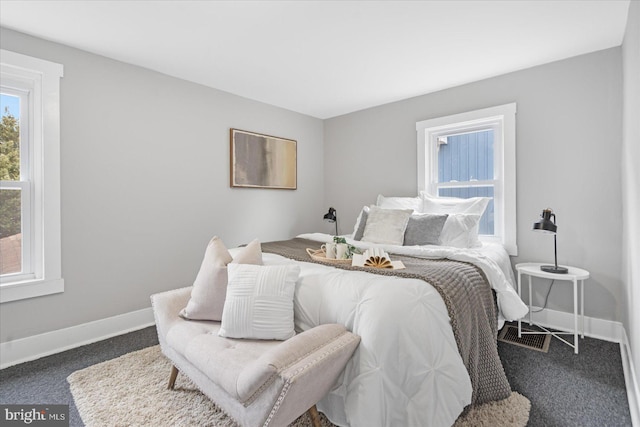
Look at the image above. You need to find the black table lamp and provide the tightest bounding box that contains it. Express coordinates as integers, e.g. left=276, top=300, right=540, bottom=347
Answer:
left=533, top=208, right=568, bottom=274
left=323, top=207, right=338, bottom=235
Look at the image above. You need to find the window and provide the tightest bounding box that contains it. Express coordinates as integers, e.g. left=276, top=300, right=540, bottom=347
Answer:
left=1, top=86, right=31, bottom=277
left=416, top=103, right=517, bottom=255
left=0, top=50, right=64, bottom=302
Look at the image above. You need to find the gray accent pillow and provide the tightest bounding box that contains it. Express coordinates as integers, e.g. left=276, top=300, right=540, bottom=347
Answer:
left=403, top=213, right=449, bottom=246
left=353, top=206, right=370, bottom=241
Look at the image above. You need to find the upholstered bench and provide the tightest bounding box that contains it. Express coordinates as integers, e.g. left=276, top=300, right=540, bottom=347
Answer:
left=151, top=287, right=360, bottom=427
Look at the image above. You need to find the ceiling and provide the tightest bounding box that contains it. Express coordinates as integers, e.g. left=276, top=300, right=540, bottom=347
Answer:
left=0, top=1, right=631, bottom=119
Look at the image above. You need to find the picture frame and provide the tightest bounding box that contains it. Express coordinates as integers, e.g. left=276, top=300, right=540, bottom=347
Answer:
left=230, top=129, right=297, bottom=190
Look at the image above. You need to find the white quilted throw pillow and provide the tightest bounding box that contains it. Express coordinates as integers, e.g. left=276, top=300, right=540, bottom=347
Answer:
left=219, top=263, right=300, bottom=340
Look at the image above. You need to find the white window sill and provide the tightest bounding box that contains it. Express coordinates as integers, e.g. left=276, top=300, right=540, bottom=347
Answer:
left=0, top=278, right=64, bottom=303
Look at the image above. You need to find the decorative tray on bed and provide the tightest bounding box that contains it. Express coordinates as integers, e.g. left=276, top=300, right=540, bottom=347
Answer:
left=306, top=248, right=353, bottom=265
left=306, top=247, right=405, bottom=269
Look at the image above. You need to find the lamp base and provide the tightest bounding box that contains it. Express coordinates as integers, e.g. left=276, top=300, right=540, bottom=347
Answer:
left=540, top=265, right=568, bottom=274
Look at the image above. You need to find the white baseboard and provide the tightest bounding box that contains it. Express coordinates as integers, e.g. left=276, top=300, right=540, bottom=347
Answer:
left=620, top=329, right=640, bottom=427
left=526, top=306, right=639, bottom=426
left=0, top=307, right=155, bottom=369
left=524, top=306, right=625, bottom=343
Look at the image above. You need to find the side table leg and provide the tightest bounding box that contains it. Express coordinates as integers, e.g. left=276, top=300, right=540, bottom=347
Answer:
left=518, top=270, right=522, bottom=337
left=573, top=278, right=579, bottom=354
left=528, top=275, right=532, bottom=326
left=581, top=279, right=585, bottom=339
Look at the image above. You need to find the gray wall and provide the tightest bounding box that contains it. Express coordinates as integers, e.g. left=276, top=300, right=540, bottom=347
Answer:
left=324, top=48, right=623, bottom=322
left=0, top=28, right=325, bottom=343
left=622, top=0, right=640, bottom=388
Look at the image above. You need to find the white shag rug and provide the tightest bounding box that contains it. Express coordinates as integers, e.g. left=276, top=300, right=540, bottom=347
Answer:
left=68, top=345, right=531, bottom=426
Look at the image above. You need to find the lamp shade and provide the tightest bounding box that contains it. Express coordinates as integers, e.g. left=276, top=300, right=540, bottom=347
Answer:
left=533, top=208, right=557, bottom=234
left=323, top=207, right=338, bottom=235
left=323, top=207, right=337, bottom=223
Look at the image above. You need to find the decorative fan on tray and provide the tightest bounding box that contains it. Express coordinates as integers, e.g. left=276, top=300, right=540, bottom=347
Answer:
left=364, top=255, right=393, bottom=269
left=359, top=248, right=397, bottom=269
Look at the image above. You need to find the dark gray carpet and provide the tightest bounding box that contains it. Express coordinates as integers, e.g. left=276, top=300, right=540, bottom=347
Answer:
left=498, top=322, right=631, bottom=427
left=0, top=327, right=159, bottom=427
left=0, top=323, right=632, bottom=426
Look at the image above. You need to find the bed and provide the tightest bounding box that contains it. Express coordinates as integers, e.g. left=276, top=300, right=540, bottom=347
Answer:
left=250, top=232, right=527, bottom=427
left=188, top=194, right=527, bottom=426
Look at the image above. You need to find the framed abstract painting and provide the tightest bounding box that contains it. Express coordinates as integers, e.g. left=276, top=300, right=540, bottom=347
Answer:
left=230, top=129, right=297, bottom=190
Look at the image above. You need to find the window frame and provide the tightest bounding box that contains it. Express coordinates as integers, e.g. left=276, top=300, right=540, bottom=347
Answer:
left=416, top=103, right=517, bottom=255
left=0, top=49, right=64, bottom=303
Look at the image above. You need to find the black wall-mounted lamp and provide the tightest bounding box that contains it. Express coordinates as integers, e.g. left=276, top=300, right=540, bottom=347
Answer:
left=323, top=207, right=338, bottom=236
left=533, top=208, right=568, bottom=274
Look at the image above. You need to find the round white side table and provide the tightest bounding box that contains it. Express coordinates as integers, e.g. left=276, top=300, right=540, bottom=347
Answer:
left=516, top=262, right=590, bottom=354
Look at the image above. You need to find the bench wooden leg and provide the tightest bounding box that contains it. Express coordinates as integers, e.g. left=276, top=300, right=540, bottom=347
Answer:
left=307, top=405, right=321, bottom=427
left=168, top=365, right=179, bottom=390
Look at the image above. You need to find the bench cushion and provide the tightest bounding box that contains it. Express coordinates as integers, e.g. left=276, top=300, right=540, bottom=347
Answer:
left=166, top=320, right=278, bottom=401
left=165, top=320, right=353, bottom=403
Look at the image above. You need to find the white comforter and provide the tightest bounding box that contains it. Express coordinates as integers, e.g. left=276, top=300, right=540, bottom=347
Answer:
left=261, top=233, right=528, bottom=427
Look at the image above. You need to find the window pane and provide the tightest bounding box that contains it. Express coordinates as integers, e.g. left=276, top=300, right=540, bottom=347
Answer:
left=438, top=130, right=493, bottom=183
left=0, top=188, right=22, bottom=274
left=1, top=93, right=21, bottom=181
left=438, top=186, right=494, bottom=235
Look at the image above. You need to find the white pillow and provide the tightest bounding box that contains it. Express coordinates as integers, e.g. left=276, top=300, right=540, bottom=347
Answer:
left=420, top=193, right=489, bottom=248
left=180, top=237, right=262, bottom=321
left=439, top=213, right=483, bottom=248
left=420, top=192, right=490, bottom=215
left=376, top=194, right=422, bottom=212
left=180, top=236, right=233, bottom=321
left=230, top=238, right=263, bottom=266
left=361, top=206, right=413, bottom=245
left=219, top=263, right=300, bottom=340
